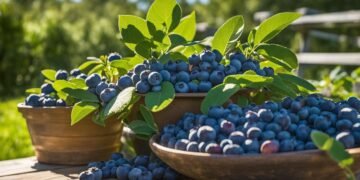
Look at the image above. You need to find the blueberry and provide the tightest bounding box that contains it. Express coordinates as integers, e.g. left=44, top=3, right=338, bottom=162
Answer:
left=140, top=70, right=151, bottom=81
left=175, top=81, right=189, bottom=93
left=55, top=70, right=68, bottom=80
left=102, top=167, right=111, bottom=178
left=265, top=123, right=281, bottom=133
left=255, top=69, right=266, bottom=76
left=110, top=152, right=123, bottom=160
left=260, top=140, right=279, bottom=154
left=288, top=123, right=298, bottom=134
left=243, top=139, right=260, bottom=153
left=296, top=124, right=310, bottom=141
left=304, top=142, right=316, bottom=150
left=263, top=101, right=279, bottom=112
left=223, top=144, right=244, bottom=155
left=261, top=130, right=276, bottom=140
left=229, top=131, right=246, bottom=145
left=79, top=170, right=96, bottom=180
left=219, top=139, right=233, bottom=148
left=224, top=65, right=237, bottom=75
left=134, top=156, right=149, bottom=167
left=200, top=50, right=216, bottom=62
left=277, top=131, right=291, bottom=140
left=176, top=130, right=187, bottom=139
left=186, top=141, right=199, bottom=152
left=245, top=111, right=259, bottom=123
left=163, top=168, right=178, bottom=180
left=263, top=67, right=274, bottom=76
left=209, top=70, right=225, bottom=85
left=159, top=70, right=171, bottom=81
left=116, top=165, right=130, bottom=179
left=95, top=81, right=108, bottom=95
left=198, top=81, right=212, bottom=92
left=41, top=83, right=54, bottom=94
left=274, top=113, right=291, bottom=129
left=176, top=71, right=190, bottom=83
left=152, top=85, right=162, bottom=92
left=281, top=97, right=293, bottom=109
left=149, top=62, right=164, bottom=71
left=128, top=168, right=142, bottom=180
left=309, top=106, right=321, bottom=115
left=70, top=68, right=81, bottom=77
left=136, top=81, right=151, bottom=94
left=189, top=54, right=201, bottom=65
left=258, top=109, right=273, bottom=122
left=208, top=106, right=224, bottom=119
left=229, top=52, right=246, bottom=61
left=170, top=73, right=177, bottom=84
left=246, top=127, right=262, bottom=139
left=99, top=88, right=117, bottom=103
left=279, top=139, right=295, bottom=152
left=319, top=100, right=335, bottom=111
left=205, top=143, right=222, bottom=154
left=188, top=81, right=198, bottom=92
left=43, top=98, right=57, bottom=106
left=134, top=64, right=147, bottom=75
left=212, top=49, right=223, bottom=62
left=56, top=99, right=66, bottom=106
left=288, top=113, right=299, bottom=124
left=85, top=74, right=102, bottom=88
left=313, top=116, right=329, bottom=130
left=160, top=133, right=173, bottom=146
left=198, top=142, right=209, bottom=152
left=336, top=132, right=355, bottom=149
left=197, top=125, right=217, bottom=142
left=326, top=127, right=337, bottom=136
left=108, top=52, right=122, bottom=62
left=306, top=96, right=319, bottom=106
left=338, top=107, right=359, bottom=122
left=190, top=69, right=200, bottom=80
left=348, top=97, right=360, bottom=111
left=336, top=119, right=353, bottom=131
left=165, top=61, right=177, bottom=72
left=176, top=60, right=189, bottom=72
left=148, top=72, right=163, bottom=86
left=230, top=60, right=242, bottom=72
left=290, top=101, right=302, bottom=112
left=241, top=61, right=257, bottom=72
left=298, top=108, right=309, bottom=120
left=152, top=167, right=165, bottom=179
left=198, top=71, right=210, bottom=81
left=220, top=120, right=235, bottom=135
left=77, top=73, right=88, bottom=79
left=199, top=62, right=212, bottom=72
left=295, top=141, right=305, bottom=151
left=216, top=64, right=225, bottom=71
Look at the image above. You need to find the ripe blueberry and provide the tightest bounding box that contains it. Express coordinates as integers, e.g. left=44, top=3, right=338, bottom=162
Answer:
left=197, top=125, right=217, bottom=142
left=198, top=81, right=212, bottom=92
left=189, top=54, right=201, bottom=65
left=70, top=69, right=81, bottom=77
left=223, top=144, right=244, bottom=155
left=100, top=88, right=117, bottom=103
left=148, top=72, right=163, bottom=86
left=209, top=70, right=225, bottom=85
left=41, top=83, right=54, bottom=94
left=85, top=74, right=102, bottom=88
left=108, top=52, right=122, bottom=62
left=117, top=75, right=133, bottom=90
left=260, top=140, right=279, bottom=154
left=55, top=70, right=68, bottom=80
left=175, top=81, right=190, bottom=93
left=135, top=81, right=151, bottom=94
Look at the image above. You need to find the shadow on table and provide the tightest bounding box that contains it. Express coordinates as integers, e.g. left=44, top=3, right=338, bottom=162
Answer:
left=31, top=162, right=87, bottom=179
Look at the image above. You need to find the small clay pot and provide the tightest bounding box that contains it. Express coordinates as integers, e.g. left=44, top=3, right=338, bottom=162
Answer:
left=18, top=104, right=123, bottom=165
left=150, top=135, right=360, bottom=180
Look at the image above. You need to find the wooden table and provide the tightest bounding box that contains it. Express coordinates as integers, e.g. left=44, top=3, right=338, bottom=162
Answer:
left=0, top=157, right=87, bottom=180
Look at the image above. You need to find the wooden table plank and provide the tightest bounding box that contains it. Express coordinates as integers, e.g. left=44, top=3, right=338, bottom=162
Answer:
left=297, top=52, right=360, bottom=65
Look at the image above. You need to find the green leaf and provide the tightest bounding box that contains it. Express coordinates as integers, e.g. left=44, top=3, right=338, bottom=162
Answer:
left=135, top=41, right=152, bottom=59
left=41, top=69, right=57, bottom=81
left=88, top=64, right=105, bottom=75
left=119, top=15, right=151, bottom=50
left=267, top=76, right=297, bottom=98
left=254, top=12, right=301, bottom=45
left=237, top=96, right=249, bottom=107
left=53, top=80, right=77, bottom=91
left=139, top=105, right=158, bottom=131
left=256, top=44, right=298, bottom=70
left=78, top=61, right=102, bottom=71
left=278, top=73, right=316, bottom=91
left=311, top=130, right=333, bottom=151
left=201, top=83, right=240, bottom=114
left=169, top=34, right=187, bottom=49
left=71, top=101, right=99, bottom=126
left=26, top=88, right=41, bottom=94
left=224, top=73, right=273, bottom=88
left=62, top=88, right=99, bottom=103
left=102, top=87, right=137, bottom=118
left=212, top=15, right=244, bottom=54
left=128, top=120, right=156, bottom=137
left=247, top=29, right=256, bottom=45
left=146, top=0, right=180, bottom=32
left=69, top=78, right=87, bottom=89
left=171, top=11, right=196, bottom=41
left=145, top=81, right=175, bottom=112
left=329, top=140, right=354, bottom=168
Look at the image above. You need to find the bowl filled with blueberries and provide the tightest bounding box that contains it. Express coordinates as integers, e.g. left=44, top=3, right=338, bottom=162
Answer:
left=150, top=95, right=360, bottom=179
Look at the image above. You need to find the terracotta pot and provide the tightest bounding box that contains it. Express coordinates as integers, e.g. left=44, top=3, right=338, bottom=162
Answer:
left=127, top=91, right=251, bottom=155
left=150, top=135, right=360, bottom=180
left=18, top=104, right=123, bottom=165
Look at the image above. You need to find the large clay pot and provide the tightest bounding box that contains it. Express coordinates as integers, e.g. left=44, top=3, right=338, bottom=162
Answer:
left=18, top=104, right=123, bottom=165
left=150, top=135, right=360, bottom=180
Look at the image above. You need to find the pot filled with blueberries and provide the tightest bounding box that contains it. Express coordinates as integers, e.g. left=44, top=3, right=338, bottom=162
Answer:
left=150, top=95, right=360, bottom=179
left=18, top=55, right=125, bottom=165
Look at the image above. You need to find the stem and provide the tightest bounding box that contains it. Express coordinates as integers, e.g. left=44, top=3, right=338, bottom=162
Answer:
left=344, top=166, right=356, bottom=180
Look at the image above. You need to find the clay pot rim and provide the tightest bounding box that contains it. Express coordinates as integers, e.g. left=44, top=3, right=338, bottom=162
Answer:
left=17, top=103, right=72, bottom=109
left=149, top=134, right=360, bottom=158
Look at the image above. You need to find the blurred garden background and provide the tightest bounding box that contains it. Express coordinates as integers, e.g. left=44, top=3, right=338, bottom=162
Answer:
left=0, top=0, right=359, bottom=160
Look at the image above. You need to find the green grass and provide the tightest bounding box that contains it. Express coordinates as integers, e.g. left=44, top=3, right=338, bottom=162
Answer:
left=0, top=98, right=34, bottom=160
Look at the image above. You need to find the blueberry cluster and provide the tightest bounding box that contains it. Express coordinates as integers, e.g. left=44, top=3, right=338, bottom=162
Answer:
left=85, top=73, right=120, bottom=104
left=79, top=153, right=179, bottom=180
left=159, top=95, right=360, bottom=155
left=117, top=50, right=274, bottom=94
left=24, top=69, right=86, bottom=107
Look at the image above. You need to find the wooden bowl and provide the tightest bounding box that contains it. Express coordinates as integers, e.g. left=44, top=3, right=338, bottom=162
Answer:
left=150, top=135, right=360, bottom=180
left=18, top=104, right=123, bottom=165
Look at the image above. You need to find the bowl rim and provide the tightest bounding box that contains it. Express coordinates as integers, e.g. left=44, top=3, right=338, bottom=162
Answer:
left=149, top=134, right=360, bottom=158
left=17, top=103, right=72, bottom=109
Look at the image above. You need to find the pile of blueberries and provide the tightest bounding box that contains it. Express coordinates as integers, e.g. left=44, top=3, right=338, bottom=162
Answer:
left=159, top=95, right=360, bottom=154
left=79, top=153, right=179, bottom=180
left=117, top=50, right=274, bottom=93
left=24, top=69, right=85, bottom=107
